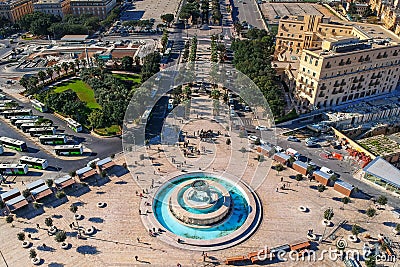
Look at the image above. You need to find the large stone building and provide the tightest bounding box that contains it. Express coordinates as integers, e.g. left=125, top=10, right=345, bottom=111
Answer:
left=0, top=0, right=33, bottom=22
left=33, top=0, right=71, bottom=18
left=70, top=0, right=116, bottom=19
left=369, top=0, right=400, bottom=32
left=275, top=15, right=400, bottom=109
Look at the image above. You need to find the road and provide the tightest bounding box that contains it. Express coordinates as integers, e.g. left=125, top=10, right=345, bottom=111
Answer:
left=231, top=0, right=265, bottom=29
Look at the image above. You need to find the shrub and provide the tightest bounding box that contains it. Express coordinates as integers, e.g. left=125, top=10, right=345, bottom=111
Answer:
left=69, top=171, right=76, bottom=177
left=22, top=189, right=31, bottom=198
left=139, top=154, right=145, bottom=160
left=54, top=230, right=67, bottom=243
left=33, top=202, right=41, bottom=209
left=351, top=224, right=360, bottom=236
left=111, top=154, right=115, bottom=159
left=275, top=164, right=284, bottom=172
left=17, top=232, right=25, bottom=241
left=295, top=174, right=303, bottom=181
left=257, top=154, right=264, bottom=162
left=366, top=207, right=376, bottom=218
left=330, top=174, right=338, bottom=182
left=377, top=195, right=388, bottom=206
left=101, top=170, right=107, bottom=178
left=55, top=191, right=66, bottom=199
left=342, top=197, right=350, bottom=205
left=90, top=162, right=96, bottom=169
left=395, top=224, right=400, bottom=233
left=6, top=215, right=14, bottom=224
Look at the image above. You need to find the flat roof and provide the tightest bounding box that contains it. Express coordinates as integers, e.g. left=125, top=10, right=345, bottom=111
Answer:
left=5, top=195, right=26, bottom=206
left=30, top=184, right=50, bottom=195
left=258, top=144, right=274, bottom=152
left=293, top=161, right=308, bottom=169
left=60, top=35, right=88, bottom=41
left=334, top=179, right=354, bottom=191
left=26, top=179, right=45, bottom=190
left=76, top=166, right=93, bottom=175
left=314, top=170, right=331, bottom=179
left=55, top=175, right=73, bottom=184
left=274, top=152, right=291, bottom=160
left=0, top=188, right=20, bottom=200
left=96, top=157, right=112, bottom=166
left=364, top=157, right=400, bottom=187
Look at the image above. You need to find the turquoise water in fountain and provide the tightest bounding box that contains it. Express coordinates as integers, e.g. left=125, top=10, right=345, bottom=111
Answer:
left=153, top=176, right=250, bottom=240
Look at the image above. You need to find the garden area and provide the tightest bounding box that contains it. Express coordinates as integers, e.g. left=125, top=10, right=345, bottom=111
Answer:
left=52, top=79, right=101, bottom=109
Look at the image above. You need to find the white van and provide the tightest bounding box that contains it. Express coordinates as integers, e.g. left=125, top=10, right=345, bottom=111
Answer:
left=320, top=166, right=334, bottom=175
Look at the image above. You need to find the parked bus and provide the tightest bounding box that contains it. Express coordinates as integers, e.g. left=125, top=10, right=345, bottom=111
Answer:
left=0, top=106, right=18, bottom=112
left=15, top=119, right=38, bottom=128
left=10, top=115, right=40, bottom=125
left=0, top=144, right=3, bottom=155
left=19, top=156, right=48, bottom=170
left=2, top=109, right=32, bottom=118
left=39, top=135, right=67, bottom=145
left=54, top=145, right=83, bottom=156
left=21, top=123, right=51, bottom=132
left=0, top=100, right=16, bottom=105
left=0, top=164, right=28, bottom=175
left=29, top=127, right=56, bottom=137
left=0, top=136, right=27, bottom=151
left=30, top=99, right=48, bottom=112
left=65, top=118, right=82, bottom=132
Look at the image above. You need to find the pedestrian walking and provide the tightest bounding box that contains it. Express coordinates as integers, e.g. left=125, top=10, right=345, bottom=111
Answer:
left=137, top=237, right=140, bottom=243
left=36, top=223, right=40, bottom=229
left=281, top=177, right=283, bottom=182
left=135, top=256, right=138, bottom=261
left=276, top=188, right=278, bottom=192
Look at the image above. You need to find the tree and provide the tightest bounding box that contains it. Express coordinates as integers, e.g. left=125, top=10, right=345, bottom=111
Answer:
left=29, top=249, right=37, bottom=259
left=160, top=14, right=174, bottom=27
left=121, top=56, right=133, bottom=71
left=45, top=179, right=53, bottom=189
left=55, top=191, right=66, bottom=199
left=45, top=217, right=53, bottom=228
left=366, top=207, right=376, bottom=219
left=17, top=232, right=25, bottom=241
left=275, top=164, right=284, bottom=172
left=37, top=70, right=47, bottom=84
left=19, top=76, right=29, bottom=89
left=377, top=195, right=388, bottom=207
left=341, top=197, right=350, bottom=209
left=365, top=255, right=376, bottom=267
left=46, top=68, right=54, bottom=81
left=330, top=174, right=338, bottom=182
left=61, top=62, right=69, bottom=74
left=6, top=215, right=13, bottom=223
left=324, top=208, right=334, bottom=221
left=54, top=230, right=67, bottom=243
left=53, top=65, right=61, bottom=77
left=295, top=174, right=303, bottom=181
left=33, top=202, right=41, bottom=209
left=307, top=165, right=315, bottom=175
left=141, top=52, right=161, bottom=82
left=317, top=184, right=326, bottom=192
left=22, top=189, right=31, bottom=198
left=69, top=61, right=75, bottom=73
left=351, top=224, right=360, bottom=236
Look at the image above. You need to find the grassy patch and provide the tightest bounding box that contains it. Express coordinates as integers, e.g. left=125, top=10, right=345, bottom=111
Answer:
left=94, top=125, right=121, bottom=136
left=53, top=79, right=101, bottom=109
left=113, top=73, right=141, bottom=84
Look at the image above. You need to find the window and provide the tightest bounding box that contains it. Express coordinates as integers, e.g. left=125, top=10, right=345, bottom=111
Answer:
left=302, top=67, right=305, bottom=72
left=313, top=72, right=316, bottom=77
left=305, top=55, right=308, bottom=61
left=299, top=35, right=302, bottom=38
left=315, top=60, right=318, bottom=66
left=300, top=26, right=303, bottom=30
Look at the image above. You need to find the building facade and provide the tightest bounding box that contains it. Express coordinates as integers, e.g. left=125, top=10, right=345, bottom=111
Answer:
left=295, top=38, right=400, bottom=108
left=70, top=0, right=116, bottom=19
left=0, top=0, right=33, bottom=22
left=33, top=0, right=70, bottom=18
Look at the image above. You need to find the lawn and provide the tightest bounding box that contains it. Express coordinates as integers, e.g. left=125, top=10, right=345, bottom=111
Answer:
left=94, top=125, right=121, bottom=136
left=53, top=79, right=101, bottom=109
left=113, top=73, right=141, bottom=84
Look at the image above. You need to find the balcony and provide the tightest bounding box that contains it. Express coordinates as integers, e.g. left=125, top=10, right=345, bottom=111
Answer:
left=339, top=61, right=345, bottom=66
left=333, top=83, right=340, bottom=87
left=360, top=78, right=365, bottom=82
left=352, top=78, right=359, bottom=83
left=318, top=92, right=325, bottom=97
left=340, top=81, right=346, bottom=86
left=320, top=85, right=327, bottom=90
left=394, top=52, right=398, bottom=56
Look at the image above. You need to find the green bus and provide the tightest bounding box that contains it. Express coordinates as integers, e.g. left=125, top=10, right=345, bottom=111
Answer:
left=30, top=99, right=48, bottom=112
left=10, top=115, right=40, bottom=125
left=19, top=156, right=49, bottom=170
left=0, top=163, right=28, bottom=175
left=15, top=119, right=38, bottom=128
left=0, top=136, right=28, bottom=151
left=65, top=118, right=82, bottom=132
left=39, top=135, right=67, bottom=145
left=55, top=145, right=83, bottom=156
left=21, top=123, right=51, bottom=132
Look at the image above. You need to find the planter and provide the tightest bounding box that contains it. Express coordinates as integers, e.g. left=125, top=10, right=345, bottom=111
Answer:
left=307, top=233, right=317, bottom=241
left=61, top=242, right=69, bottom=249
left=348, top=235, right=358, bottom=243
left=48, top=226, right=58, bottom=235
left=298, top=206, right=308, bottom=212
left=22, top=241, right=31, bottom=248
left=84, top=226, right=95, bottom=236
left=97, top=202, right=106, bottom=208
left=31, top=257, right=41, bottom=265
left=74, top=214, right=83, bottom=220
left=322, top=219, right=332, bottom=227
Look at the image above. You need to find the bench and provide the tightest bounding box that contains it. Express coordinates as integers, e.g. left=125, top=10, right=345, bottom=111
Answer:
left=224, top=256, right=247, bottom=265
left=290, top=241, right=311, bottom=251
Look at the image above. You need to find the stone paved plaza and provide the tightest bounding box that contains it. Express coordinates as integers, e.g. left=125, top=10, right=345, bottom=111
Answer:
left=0, top=94, right=399, bottom=266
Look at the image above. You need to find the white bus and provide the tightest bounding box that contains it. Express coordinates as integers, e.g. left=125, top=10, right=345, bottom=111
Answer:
left=0, top=136, right=27, bottom=151
left=39, top=135, right=67, bottom=145
left=28, top=127, right=56, bottom=137
left=0, top=164, right=28, bottom=175
left=19, top=156, right=48, bottom=170
left=65, top=118, right=82, bottom=132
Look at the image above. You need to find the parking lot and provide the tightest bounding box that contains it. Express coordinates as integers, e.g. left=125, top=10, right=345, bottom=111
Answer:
left=128, top=0, right=181, bottom=25
left=260, top=3, right=336, bottom=24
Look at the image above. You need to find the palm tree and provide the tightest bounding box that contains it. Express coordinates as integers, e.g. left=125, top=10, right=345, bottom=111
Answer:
left=69, top=62, right=75, bottom=74
left=74, top=59, right=80, bottom=71
left=61, top=62, right=69, bottom=74
left=69, top=204, right=80, bottom=235
left=46, top=68, right=54, bottom=81
left=81, top=59, right=87, bottom=68
left=37, top=70, right=46, bottom=84
left=53, top=65, right=61, bottom=77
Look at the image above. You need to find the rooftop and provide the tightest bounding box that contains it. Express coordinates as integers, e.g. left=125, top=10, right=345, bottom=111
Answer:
left=364, top=156, right=400, bottom=187
left=60, top=35, right=88, bottom=42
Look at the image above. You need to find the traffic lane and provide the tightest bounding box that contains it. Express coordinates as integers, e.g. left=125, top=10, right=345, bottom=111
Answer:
left=232, top=0, right=264, bottom=29
left=277, top=137, right=400, bottom=206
